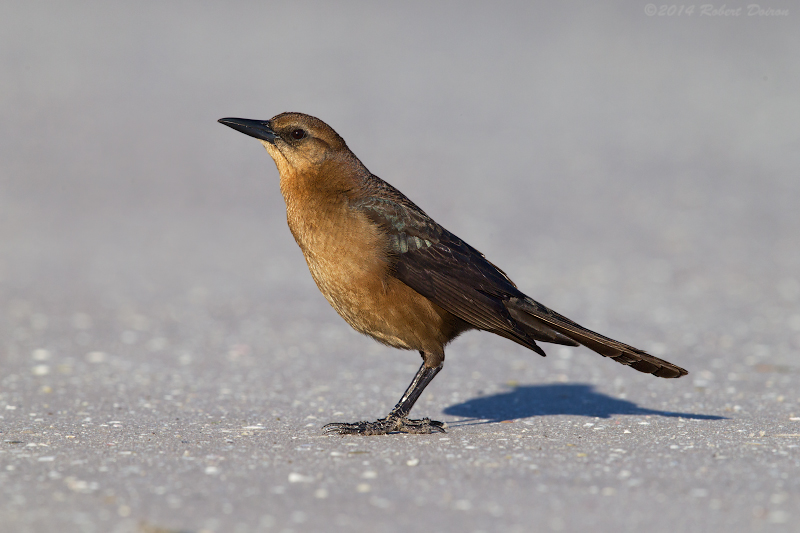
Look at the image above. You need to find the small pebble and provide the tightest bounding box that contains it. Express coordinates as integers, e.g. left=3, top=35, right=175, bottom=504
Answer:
left=288, top=473, right=313, bottom=483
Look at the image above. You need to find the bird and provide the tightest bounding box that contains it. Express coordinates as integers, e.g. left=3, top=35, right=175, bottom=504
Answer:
left=218, top=112, right=688, bottom=436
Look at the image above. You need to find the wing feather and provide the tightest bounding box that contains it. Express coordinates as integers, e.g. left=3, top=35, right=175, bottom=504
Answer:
left=350, top=174, right=688, bottom=378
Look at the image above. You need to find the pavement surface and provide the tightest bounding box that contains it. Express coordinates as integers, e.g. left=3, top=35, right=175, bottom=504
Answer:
left=1, top=3, right=799, bottom=532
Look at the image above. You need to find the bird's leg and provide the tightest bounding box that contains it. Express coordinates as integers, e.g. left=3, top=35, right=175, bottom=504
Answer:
left=323, top=359, right=444, bottom=436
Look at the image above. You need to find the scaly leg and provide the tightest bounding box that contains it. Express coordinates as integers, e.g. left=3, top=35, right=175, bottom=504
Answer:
left=323, top=359, right=444, bottom=436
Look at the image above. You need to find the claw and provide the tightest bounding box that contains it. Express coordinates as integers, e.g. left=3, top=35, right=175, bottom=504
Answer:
left=322, top=416, right=446, bottom=436
left=397, top=417, right=446, bottom=434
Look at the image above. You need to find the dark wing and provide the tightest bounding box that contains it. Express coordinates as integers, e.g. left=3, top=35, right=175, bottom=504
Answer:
left=351, top=175, right=688, bottom=379
left=352, top=176, right=564, bottom=353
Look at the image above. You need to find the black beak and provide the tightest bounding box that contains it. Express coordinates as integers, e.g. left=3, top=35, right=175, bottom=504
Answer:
left=218, top=117, right=278, bottom=143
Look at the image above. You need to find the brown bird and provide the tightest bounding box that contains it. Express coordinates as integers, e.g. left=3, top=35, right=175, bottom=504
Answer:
left=218, top=112, right=688, bottom=436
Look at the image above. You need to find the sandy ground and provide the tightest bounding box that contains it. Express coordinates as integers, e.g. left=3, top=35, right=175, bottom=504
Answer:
left=1, top=3, right=798, bottom=532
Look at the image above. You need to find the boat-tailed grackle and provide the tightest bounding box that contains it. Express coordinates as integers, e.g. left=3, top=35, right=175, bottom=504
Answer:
left=218, top=112, right=688, bottom=436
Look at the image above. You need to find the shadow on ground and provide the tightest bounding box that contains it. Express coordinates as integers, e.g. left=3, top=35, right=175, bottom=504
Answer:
left=444, top=383, right=725, bottom=424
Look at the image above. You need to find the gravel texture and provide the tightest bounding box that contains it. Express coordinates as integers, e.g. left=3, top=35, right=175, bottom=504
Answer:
left=1, top=3, right=798, bottom=532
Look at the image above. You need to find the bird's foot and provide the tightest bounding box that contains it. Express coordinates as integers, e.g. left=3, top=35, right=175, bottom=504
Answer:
left=323, top=415, right=446, bottom=436
left=397, top=417, right=446, bottom=434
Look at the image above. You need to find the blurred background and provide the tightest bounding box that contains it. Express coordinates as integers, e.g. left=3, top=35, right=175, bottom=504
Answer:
left=2, top=1, right=797, bottom=347
left=1, top=2, right=797, bottom=370
left=0, top=2, right=798, bottom=531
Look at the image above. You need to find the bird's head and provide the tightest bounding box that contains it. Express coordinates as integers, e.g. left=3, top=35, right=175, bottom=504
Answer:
left=218, top=112, right=351, bottom=179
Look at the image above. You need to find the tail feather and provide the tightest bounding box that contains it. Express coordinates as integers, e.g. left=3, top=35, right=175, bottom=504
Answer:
left=506, top=297, right=688, bottom=379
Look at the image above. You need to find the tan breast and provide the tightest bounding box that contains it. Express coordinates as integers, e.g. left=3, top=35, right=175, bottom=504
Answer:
left=280, top=178, right=458, bottom=359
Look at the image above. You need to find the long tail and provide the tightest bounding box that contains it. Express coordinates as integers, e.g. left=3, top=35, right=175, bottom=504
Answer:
left=505, top=296, right=688, bottom=379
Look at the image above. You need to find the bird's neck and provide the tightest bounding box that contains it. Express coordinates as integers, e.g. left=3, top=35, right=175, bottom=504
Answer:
left=278, top=155, right=370, bottom=253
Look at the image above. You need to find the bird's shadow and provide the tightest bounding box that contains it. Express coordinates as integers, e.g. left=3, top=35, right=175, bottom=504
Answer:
left=443, top=383, right=725, bottom=424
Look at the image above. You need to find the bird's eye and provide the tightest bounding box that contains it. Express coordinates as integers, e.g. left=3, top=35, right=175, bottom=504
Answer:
left=290, top=128, right=306, bottom=140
